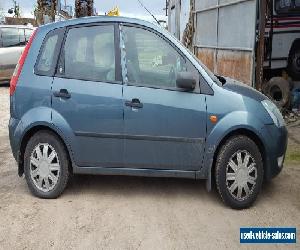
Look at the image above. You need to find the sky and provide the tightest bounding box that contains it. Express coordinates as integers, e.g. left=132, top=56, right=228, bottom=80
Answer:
left=0, top=0, right=167, bottom=22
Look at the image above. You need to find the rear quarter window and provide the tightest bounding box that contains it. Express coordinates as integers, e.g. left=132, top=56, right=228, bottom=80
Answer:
left=35, top=28, right=64, bottom=76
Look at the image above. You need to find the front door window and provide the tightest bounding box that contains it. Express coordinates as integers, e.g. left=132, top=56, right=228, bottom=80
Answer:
left=121, top=25, right=199, bottom=90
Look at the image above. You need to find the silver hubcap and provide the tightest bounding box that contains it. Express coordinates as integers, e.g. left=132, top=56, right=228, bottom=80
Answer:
left=226, top=150, right=257, bottom=201
left=30, top=143, right=60, bottom=192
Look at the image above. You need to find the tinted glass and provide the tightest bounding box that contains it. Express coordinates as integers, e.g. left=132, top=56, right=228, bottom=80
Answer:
left=275, top=0, right=300, bottom=13
left=36, top=33, right=59, bottom=73
left=1, top=28, right=21, bottom=47
left=64, top=25, right=115, bottom=82
left=122, top=26, right=198, bottom=89
left=276, top=0, right=292, bottom=8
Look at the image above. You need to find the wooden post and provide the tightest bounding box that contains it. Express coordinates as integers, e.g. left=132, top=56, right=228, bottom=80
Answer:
left=255, top=0, right=267, bottom=91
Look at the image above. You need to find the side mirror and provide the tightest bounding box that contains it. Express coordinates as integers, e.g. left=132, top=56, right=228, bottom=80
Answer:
left=176, top=72, right=196, bottom=90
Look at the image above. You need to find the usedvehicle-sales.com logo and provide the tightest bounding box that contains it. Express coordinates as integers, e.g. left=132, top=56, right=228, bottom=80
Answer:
left=240, top=227, right=296, bottom=243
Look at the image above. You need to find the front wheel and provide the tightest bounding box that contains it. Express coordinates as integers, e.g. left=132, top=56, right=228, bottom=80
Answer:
left=215, top=135, right=263, bottom=209
left=24, top=131, right=70, bottom=198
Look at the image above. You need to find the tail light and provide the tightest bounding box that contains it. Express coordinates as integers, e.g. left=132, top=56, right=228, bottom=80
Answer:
left=10, top=28, right=38, bottom=96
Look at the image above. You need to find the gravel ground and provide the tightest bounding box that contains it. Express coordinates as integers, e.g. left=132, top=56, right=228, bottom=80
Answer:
left=0, top=86, right=299, bottom=249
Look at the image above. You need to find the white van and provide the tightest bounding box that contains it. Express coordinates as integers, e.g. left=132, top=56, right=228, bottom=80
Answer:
left=0, top=25, right=34, bottom=83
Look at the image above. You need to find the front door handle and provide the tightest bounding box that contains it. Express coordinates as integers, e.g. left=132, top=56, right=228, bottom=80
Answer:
left=53, top=89, right=71, bottom=99
left=125, top=98, right=143, bottom=109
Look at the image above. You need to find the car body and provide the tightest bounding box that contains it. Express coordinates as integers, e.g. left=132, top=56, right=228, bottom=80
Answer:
left=9, top=16, right=288, bottom=209
left=0, top=25, right=34, bottom=83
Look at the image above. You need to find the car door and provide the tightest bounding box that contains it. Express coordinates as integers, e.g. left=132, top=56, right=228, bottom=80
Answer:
left=51, top=24, right=124, bottom=168
left=121, top=25, right=207, bottom=171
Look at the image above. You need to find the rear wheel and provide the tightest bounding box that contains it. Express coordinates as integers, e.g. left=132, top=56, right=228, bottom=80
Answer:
left=288, top=47, right=300, bottom=80
left=24, top=131, right=70, bottom=198
left=215, top=135, right=263, bottom=209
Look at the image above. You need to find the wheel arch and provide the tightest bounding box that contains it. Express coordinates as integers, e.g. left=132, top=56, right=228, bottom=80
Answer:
left=288, top=38, right=300, bottom=57
left=206, top=128, right=266, bottom=191
left=288, top=38, right=300, bottom=80
left=18, top=125, right=73, bottom=177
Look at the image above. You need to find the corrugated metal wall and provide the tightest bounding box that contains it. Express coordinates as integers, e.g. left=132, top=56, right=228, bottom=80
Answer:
left=168, top=0, right=191, bottom=41
left=180, top=0, right=191, bottom=40
left=169, top=5, right=177, bottom=38
left=193, top=0, right=257, bottom=85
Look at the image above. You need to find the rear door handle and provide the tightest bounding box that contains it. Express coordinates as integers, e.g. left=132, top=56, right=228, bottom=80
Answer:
left=125, top=98, right=143, bottom=109
left=53, top=89, right=71, bottom=99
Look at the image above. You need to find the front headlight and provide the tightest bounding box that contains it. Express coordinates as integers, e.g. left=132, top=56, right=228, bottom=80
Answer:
left=261, top=99, right=285, bottom=127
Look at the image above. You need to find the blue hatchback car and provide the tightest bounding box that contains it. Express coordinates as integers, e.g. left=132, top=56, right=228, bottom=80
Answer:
left=9, top=16, right=287, bottom=209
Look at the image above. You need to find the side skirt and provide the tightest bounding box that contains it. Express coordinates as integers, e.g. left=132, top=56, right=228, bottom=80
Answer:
left=73, top=165, right=205, bottom=179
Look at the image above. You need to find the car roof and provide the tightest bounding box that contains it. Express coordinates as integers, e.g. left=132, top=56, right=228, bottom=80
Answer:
left=0, top=25, right=34, bottom=29
left=39, top=16, right=161, bottom=32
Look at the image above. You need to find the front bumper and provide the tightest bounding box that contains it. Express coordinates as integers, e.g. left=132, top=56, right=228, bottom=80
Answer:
left=261, top=124, right=288, bottom=180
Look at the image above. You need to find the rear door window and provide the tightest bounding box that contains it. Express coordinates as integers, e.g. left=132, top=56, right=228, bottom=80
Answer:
left=62, top=25, right=116, bottom=82
left=25, top=29, right=33, bottom=42
left=19, top=29, right=26, bottom=46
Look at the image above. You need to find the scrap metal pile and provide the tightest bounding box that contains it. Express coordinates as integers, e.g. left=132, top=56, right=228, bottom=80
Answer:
left=262, top=76, right=300, bottom=123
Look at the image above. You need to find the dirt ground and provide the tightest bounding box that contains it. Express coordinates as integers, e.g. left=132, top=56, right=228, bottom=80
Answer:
left=0, top=85, right=299, bottom=249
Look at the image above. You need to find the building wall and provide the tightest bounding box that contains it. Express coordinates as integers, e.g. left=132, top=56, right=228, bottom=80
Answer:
left=169, top=0, right=257, bottom=85
left=5, top=17, right=37, bottom=26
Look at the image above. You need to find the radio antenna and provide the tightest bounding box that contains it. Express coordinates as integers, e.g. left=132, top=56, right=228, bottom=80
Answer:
left=137, top=0, right=160, bottom=25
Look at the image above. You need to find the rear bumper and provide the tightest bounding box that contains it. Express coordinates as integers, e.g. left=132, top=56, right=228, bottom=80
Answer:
left=8, top=117, right=21, bottom=162
left=262, top=124, right=288, bottom=180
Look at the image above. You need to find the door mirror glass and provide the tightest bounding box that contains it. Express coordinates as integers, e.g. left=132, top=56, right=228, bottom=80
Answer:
left=176, top=72, right=196, bottom=90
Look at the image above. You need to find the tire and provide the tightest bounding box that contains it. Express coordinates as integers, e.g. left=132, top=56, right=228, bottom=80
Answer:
left=264, top=77, right=290, bottom=108
left=24, top=130, right=70, bottom=198
left=215, top=135, right=263, bottom=209
left=288, top=47, right=300, bottom=80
